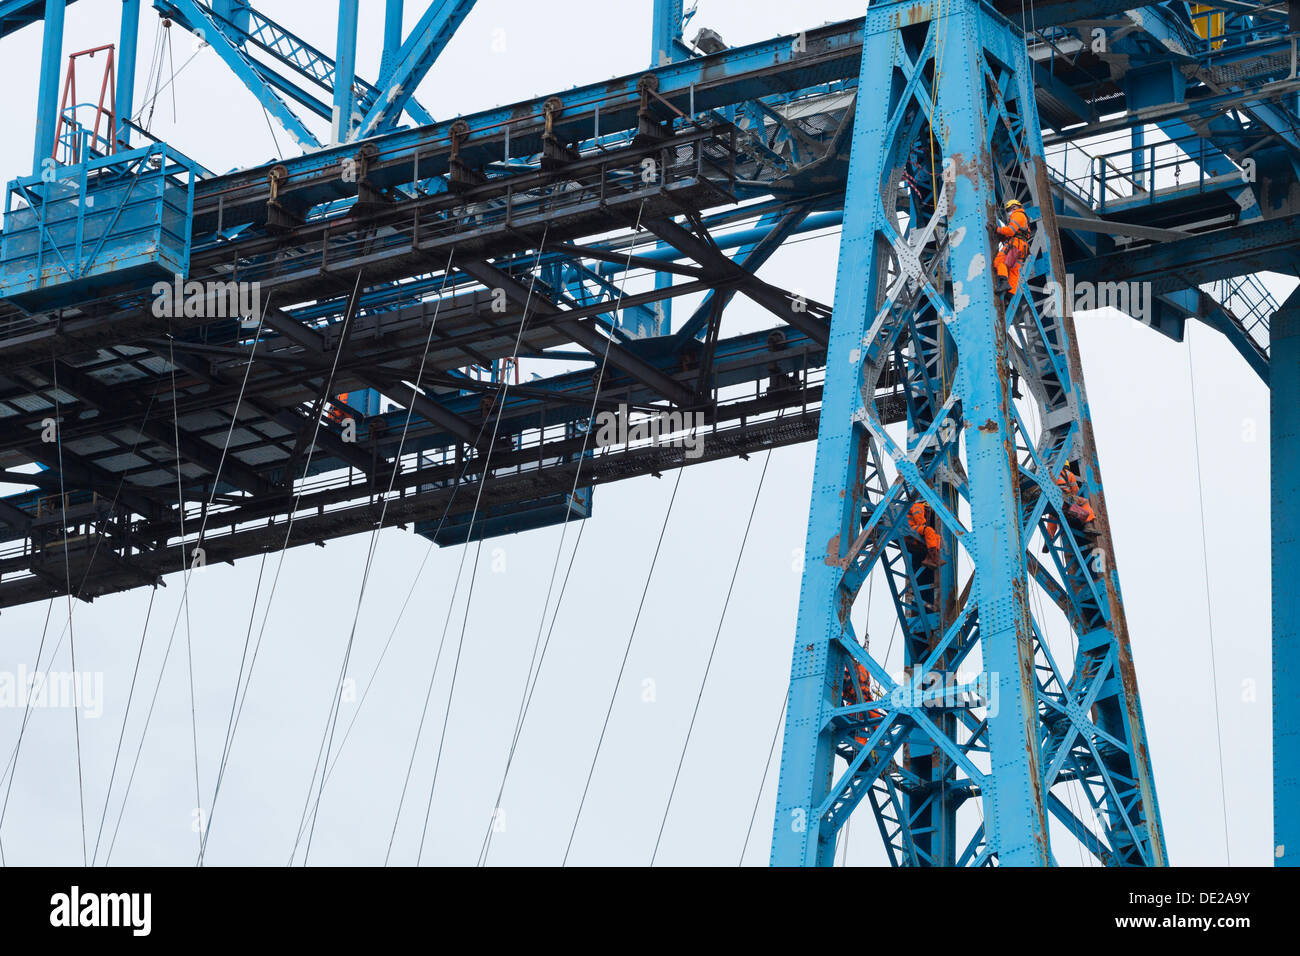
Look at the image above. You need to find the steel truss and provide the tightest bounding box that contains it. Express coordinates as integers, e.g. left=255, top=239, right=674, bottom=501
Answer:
left=771, top=0, right=1165, bottom=867
left=2, top=0, right=1296, bottom=867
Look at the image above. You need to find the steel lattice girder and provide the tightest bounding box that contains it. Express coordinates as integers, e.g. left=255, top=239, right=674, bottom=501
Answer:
left=152, top=0, right=436, bottom=132
left=770, top=0, right=1165, bottom=867
left=352, top=0, right=477, bottom=140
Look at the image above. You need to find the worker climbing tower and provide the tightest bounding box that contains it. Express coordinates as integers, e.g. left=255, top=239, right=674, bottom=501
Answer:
left=771, top=0, right=1166, bottom=866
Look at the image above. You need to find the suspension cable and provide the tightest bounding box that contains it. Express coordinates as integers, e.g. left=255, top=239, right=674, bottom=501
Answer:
left=412, top=221, right=565, bottom=866
left=52, top=360, right=88, bottom=866
left=378, top=226, right=551, bottom=865
left=0, top=599, right=55, bottom=863
left=477, top=514, right=589, bottom=865
left=649, top=448, right=773, bottom=865
left=561, top=467, right=685, bottom=865
left=298, top=251, right=460, bottom=863
left=89, top=586, right=158, bottom=865
left=0, top=381, right=163, bottom=861
left=739, top=688, right=787, bottom=866
left=170, top=331, right=203, bottom=857
left=1186, top=326, right=1233, bottom=864
left=293, top=411, right=500, bottom=860
left=479, top=203, right=657, bottom=865
left=197, top=274, right=362, bottom=866
left=106, top=292, right=276, bottom=862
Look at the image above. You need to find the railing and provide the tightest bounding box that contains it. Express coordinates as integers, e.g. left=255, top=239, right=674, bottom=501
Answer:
left=1188, top=7, right=1293, bottom=59
left=54, top=113, right=118, bottom=168
left=1044, top=127, right=1276, bottom=359
left=0, top=141, right=199, bottom=311
left=1209, top=272, right=1274, bottom=356
left=1045, top=130, right=1233, bottom=213
left=228, top=127, right=738, bottom=292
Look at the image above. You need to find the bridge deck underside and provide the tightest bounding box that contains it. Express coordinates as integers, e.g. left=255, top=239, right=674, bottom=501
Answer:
left=0, top=8, right=1293, bottom=609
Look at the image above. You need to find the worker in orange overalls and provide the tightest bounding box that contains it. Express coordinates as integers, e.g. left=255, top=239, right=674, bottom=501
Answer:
left=907, top=500, right=943, bottom=569
left=327, top=393, right=351, bottom=425
left=842, top=661, right=885, bottom=748
left=1043, top=464, right=1098, bottom=553
left=904, top=500, right=944, bottom=612
left=993, top=198, right=1031, bottom=298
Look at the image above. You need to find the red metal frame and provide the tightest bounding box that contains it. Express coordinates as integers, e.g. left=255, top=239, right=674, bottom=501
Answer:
left=52, top=44, right=117, bottom=164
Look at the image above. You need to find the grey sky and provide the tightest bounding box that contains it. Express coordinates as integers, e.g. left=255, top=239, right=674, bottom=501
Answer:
left=0, top=0, right=1274, bottom=866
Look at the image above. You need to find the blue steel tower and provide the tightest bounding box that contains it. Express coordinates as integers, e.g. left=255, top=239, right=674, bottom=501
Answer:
left=771, top=0, right=1166, bottom=866
left=0, top=0, right=1292, bottom=868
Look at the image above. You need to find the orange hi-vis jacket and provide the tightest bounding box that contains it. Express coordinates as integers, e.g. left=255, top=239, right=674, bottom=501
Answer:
left=327, top=393, right=350, bottom=424
left=908, top=501, right=941, bottom=551
left=994, top=206, right=1031, bottom=294
left=997, top=207, right=1031, bottom=256
left=1057, top=466, right=1094, bottom=521
left=1056, top=466, right=1080, bottom=496
left=1047, top=466, right=1095, bottom=537
left=843, top=662, right=885, bottom=747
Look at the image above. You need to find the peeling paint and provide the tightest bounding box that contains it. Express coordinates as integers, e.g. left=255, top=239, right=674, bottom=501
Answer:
left=966, top=252, right=985, bottom=281
left=951, top=280, right=969, bottom=313
left=946, top=151, right=980, bottom=187
left=904, top=4, right=930, bottom=26
left=824, top=533, right=841, bottom=567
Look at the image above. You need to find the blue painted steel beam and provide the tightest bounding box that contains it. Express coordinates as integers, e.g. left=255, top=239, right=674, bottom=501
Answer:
left=212, top=0, right=249, bottom=30
left=597, top=210, right=842, bottom=278
left=353, top=0, right=477, bottom=140
left=243, top=55, right=333, bottom=120
left=1072, top=213, right=1300, bottom=296
left=163, top=0, right=322, bottom=149
left=380, top=0, right=403, bottom=83
left=990, top=0, right=1139, bottom=23
left=305, top=322, right=827, bottom=467
left=332, top=0, right=358, bottom=143
left=0, top=0, right=76, bottom=38
left=0, top=0, right=1279, bottom=868
left=1134, top=4, right=1300, bottom=157
left=194, top=17, right=870, bottom=228
left=673, top=206, right=812, bottom=342
left=116, top=0, right=141, bottom=148
left=1273, top=289, right=1300, bottom=867
left=651, top=0, right=684, bottom=67
left=771, top=0, right=1163, bottom=867
left=31, top=0, right=65, bottom=173
left=154, top=0, right=433, bottom=127
left=172, top=7, right=1279, bottom=371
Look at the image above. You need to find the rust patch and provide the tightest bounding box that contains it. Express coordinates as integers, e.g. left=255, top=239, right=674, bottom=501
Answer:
left=837, top=588, right=853, bottom=625
left=946, top=151, right=981, bottom=187
left=824, top=533, right=842, bottom=567
left=978, top=419, right=997, bottom=432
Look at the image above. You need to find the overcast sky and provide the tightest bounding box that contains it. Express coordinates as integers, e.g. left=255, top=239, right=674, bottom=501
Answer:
left=0, top=0, right=1277, bottom=867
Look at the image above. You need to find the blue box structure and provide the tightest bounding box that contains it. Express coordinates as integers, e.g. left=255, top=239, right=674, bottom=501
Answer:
left=0, top=142, right=196, bottom=310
